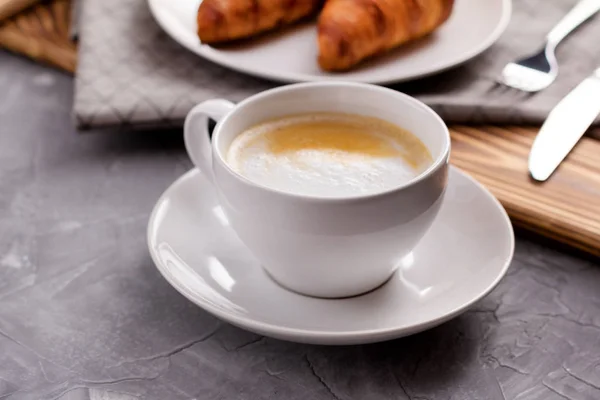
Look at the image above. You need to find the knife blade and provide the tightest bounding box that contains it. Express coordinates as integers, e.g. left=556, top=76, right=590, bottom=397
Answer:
left=529, top=67, right=600, bottom=182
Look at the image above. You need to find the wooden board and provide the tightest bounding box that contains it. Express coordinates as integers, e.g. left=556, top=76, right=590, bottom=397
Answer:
left=1, top=0, right=599, bottom=256
left=0, top=0, right=76, bottom=72
left=451, top=126, right=600, bottom=257
left=0, top=0, right=39, bottom=21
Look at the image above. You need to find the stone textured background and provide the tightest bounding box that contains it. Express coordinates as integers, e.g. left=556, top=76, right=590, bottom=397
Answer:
left=2, top=52, right=600, bottom=400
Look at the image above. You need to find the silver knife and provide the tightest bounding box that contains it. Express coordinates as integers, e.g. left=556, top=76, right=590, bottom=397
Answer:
left=529, top=67, right=600, bottom=182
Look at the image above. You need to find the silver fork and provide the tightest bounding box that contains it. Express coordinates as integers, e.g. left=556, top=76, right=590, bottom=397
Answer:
left=499, top=0, right=600, bottom=93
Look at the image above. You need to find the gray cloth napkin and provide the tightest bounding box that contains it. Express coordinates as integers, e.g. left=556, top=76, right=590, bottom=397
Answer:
left=73, top=0, right=600, bottom=130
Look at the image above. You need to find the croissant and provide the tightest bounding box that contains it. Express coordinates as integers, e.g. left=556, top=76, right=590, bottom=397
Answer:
left=317, top=0, right=454, bottom=71
left=197, top=0, right=324, bottom=44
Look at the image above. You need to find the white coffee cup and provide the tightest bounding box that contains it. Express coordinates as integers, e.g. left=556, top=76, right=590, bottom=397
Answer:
left=184, top=82, right=450, bottom=298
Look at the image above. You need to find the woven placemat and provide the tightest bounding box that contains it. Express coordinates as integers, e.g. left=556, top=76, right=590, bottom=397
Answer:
left=0, top=0, right=76, bottom=72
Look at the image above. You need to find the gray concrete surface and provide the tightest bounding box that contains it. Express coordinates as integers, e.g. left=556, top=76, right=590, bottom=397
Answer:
left=1, top=51, right=600, bottom=400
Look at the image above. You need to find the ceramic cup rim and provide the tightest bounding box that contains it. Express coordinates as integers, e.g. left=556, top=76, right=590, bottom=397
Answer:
left=211, top=81, right=451, bottom=203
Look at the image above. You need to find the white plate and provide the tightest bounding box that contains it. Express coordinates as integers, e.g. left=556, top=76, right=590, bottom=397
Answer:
left=147, top=0, right=511, bottom=85
left=147, top=167, right=514, bottom=345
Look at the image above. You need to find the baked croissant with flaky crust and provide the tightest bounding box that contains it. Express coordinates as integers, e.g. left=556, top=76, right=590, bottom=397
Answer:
left=317, top=0, right=454, bottom=71
left=197, top=0, right=324, bottom=44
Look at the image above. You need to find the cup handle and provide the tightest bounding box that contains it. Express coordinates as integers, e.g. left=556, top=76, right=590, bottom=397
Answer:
left=184, top=99, right=236, bottom=182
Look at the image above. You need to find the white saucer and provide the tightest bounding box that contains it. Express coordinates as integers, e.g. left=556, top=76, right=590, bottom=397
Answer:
left=147, top=167, right=514, bottom=345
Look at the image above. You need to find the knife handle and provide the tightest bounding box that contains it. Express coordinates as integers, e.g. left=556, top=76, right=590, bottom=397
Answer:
left=547, top=0, right=600, bottom=47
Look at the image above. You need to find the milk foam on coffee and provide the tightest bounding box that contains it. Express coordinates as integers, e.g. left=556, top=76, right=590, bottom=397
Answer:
left=227, top=112, right=432, bottom=197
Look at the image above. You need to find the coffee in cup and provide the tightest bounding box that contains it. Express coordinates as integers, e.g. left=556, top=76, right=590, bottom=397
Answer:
left=227, top=112, right=432, bottom=197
